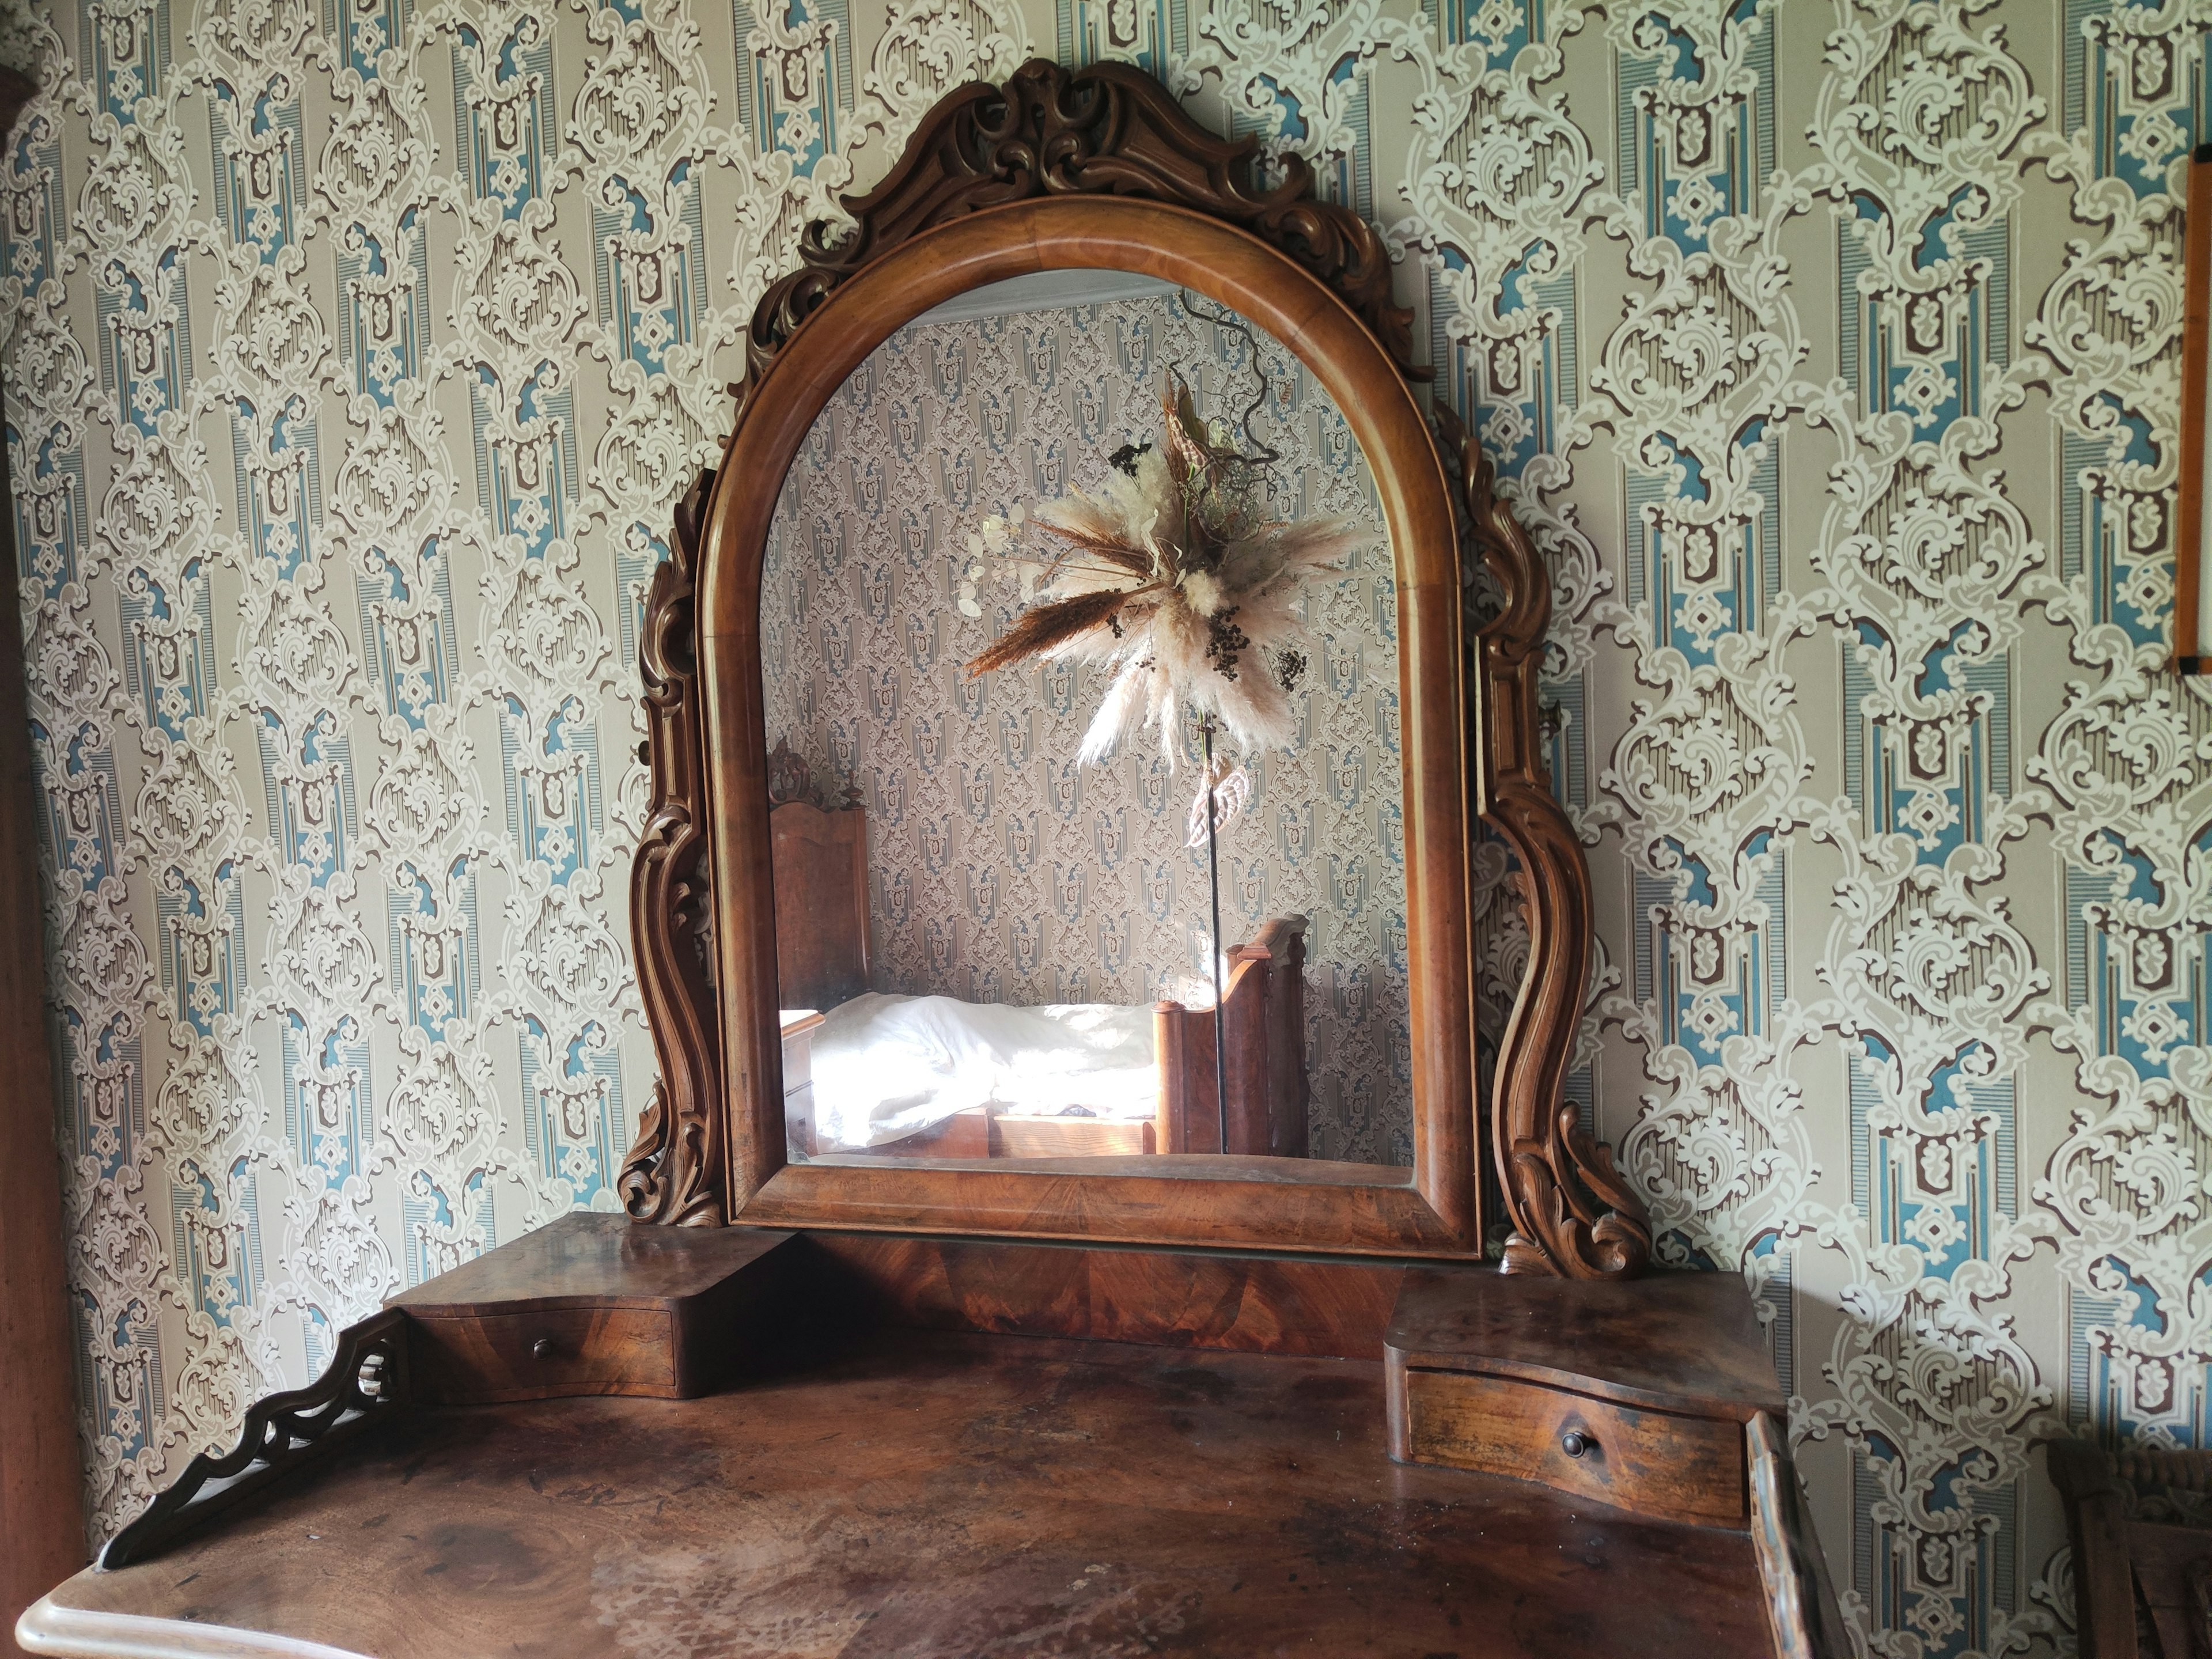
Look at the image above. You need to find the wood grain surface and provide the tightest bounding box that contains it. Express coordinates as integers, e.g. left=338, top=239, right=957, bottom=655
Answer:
left=1394, top=1366, right=1748, bottom=1527
left=388, top=1213, right=794, bottom=1312
left=2047, top=1440, right=2139, bottom=1659
left=2122, top=1520, right=2211, bottom=1659
left=619, top=468, right=727, bottom=1225
left=1747, top=1412, right=1851, bottom=1659
left=768, top=800, right=869, bottom=1012
left=389, top=1214, right=802, bottom=1400
left=805, top=1232, right=1406, bottom=1358
left=2175, top=146, right=2212, bottom=671
left=2043, top=1438, right=2212, bottom=1659
left=628, top=60, right=1464, bottom=1243
left=624, top=58, right=1630, bottom=1283
left=33, top=1330, right=1783, bottom=1659
left=1388, top=1263, right=1784, bottom=1420
left=407, top=1308, right=677, bottom=1403
left=1152, top=915, right=1310, bottom=1157
left=737, top=1149, right=1470, bottom=1257
left=94, top=1312, right=410, bottom=1572
left=1442, top=408, right=1653, bottom=1280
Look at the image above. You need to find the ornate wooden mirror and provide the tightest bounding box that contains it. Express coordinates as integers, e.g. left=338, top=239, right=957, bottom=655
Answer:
left=26, top=60, right=1848, bottom=1659
left=619, top=60, right=1650, bottom=1278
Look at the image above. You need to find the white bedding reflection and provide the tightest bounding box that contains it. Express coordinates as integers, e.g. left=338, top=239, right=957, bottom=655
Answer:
left=809, top=993, right=1158, bottom=1151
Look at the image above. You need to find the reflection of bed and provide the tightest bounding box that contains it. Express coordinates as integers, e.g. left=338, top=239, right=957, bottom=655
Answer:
left=768, top=798, right=1309, bottom=1160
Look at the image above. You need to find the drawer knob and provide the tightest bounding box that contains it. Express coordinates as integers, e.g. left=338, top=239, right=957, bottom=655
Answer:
left=1560, top=1430, right=1593, bottom=1459
left=531, top=1338, right=555, bottom=1361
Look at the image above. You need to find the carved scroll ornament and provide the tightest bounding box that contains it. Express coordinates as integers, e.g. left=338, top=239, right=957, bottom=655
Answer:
left=731, top=58, right=1423, bottom=427
left=1446, top=406, right=1653, bottom=1280
left=99, top=1309, right=409, bottom=1569
left=618, top=469, right=725, bottom=1225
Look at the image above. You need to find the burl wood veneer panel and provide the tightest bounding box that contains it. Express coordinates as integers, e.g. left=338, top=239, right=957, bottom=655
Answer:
left=805, top=1232, right=1406, bottom=1358
left=406, top=1306, right=678, bottom=1403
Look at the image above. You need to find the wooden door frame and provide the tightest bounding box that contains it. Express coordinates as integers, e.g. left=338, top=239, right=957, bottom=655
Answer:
left=0, top=59, right=89, bottom=1652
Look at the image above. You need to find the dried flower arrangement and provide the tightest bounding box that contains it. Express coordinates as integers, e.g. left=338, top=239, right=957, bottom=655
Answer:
left=958, top=370, right=1369, bottom=768
left=958, top=300, right=1372, bottom=1067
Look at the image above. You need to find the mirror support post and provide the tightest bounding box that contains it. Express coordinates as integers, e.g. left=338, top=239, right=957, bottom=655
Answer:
left=1448, top=408, right=1653, bottom=1280
left=1200, top=719, right=1228, bottom=1153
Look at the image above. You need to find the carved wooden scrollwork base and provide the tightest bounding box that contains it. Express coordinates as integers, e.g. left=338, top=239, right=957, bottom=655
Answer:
left=619, top=468, right=726, bottom=1226
left=730, top=57, right=1423, bottom=428
left=98, top=1309, right=410, bottom=1568
left=1448, top=408, right=1654, bottom=1281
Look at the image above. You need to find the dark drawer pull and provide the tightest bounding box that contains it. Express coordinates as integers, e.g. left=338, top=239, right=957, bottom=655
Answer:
left=1560, top=1430, right=1592, bottom=1459
left=531, top=1338, right=555, bottom=1361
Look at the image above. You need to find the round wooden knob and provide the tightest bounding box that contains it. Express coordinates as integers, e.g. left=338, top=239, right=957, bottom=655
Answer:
left=1560, top=1431, right=1592, bottom=1459
left=531, top=1338, right=555, bottom=1361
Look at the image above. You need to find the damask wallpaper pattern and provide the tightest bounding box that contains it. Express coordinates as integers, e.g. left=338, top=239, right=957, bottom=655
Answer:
left=759, top=287, right=1412, bottom=1163
left=1, top=0, right=2205, bottom=1652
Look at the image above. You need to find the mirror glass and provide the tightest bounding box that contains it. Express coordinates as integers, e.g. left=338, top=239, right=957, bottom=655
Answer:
left=756, top=270, right=1411, bottom=1171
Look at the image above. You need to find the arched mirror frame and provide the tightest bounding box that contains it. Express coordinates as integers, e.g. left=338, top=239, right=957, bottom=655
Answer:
left=620, top=60, right=1653, bottom=1277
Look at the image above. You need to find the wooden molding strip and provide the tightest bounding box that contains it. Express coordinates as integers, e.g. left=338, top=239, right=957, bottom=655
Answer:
left=18, top=1596, right=371, bottom=1659
left=1747, top=1412, right=1850, bottom=1659
left=2175, top=143, right=2212, bottom=671
left=0, top=60, right=94, bottom=1639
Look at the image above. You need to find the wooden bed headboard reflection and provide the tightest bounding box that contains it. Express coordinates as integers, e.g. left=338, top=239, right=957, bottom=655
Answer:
left=770, top=801, right=869, bottom=1010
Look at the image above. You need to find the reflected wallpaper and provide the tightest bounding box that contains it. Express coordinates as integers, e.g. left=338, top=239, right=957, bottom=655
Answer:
left=758, top=287, right=1409, bottom=1164
left=2, top=0, right=2208, bottom=1653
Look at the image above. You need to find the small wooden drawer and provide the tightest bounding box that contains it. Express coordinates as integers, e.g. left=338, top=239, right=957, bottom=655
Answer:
left=409, top=1306, right=678, bottom=1404
left=1392, top=1366, right=1747, bottom=1527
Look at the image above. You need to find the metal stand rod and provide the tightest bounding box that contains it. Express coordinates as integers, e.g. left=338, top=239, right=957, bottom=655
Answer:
left=1202, top=719, right=1227, bottom=1154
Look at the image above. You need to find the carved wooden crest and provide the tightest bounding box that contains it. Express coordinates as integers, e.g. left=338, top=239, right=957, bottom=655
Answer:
left=766, top=737, right=863, bottom=811
left=730, top=58, right=1422, bottom=427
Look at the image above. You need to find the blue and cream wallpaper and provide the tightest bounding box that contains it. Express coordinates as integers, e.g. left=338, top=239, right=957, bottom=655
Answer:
left=1, top=0, right=2205, bottom=1651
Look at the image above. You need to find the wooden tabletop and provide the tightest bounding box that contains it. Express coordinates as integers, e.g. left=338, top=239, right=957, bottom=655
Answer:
left=25, top=1328, right=1778, bottom=1658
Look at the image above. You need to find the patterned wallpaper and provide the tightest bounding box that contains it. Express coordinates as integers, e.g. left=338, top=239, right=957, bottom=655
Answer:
left=759, top=286, right=1412, bottom=1164
left=3, top=0, right=2208, bottom=1652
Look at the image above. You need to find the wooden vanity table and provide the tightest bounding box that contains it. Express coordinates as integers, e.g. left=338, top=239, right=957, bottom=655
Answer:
left=24, top=1219, right=1841, bottom=1659
left=19, top=60, right=1843, bottom=1659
